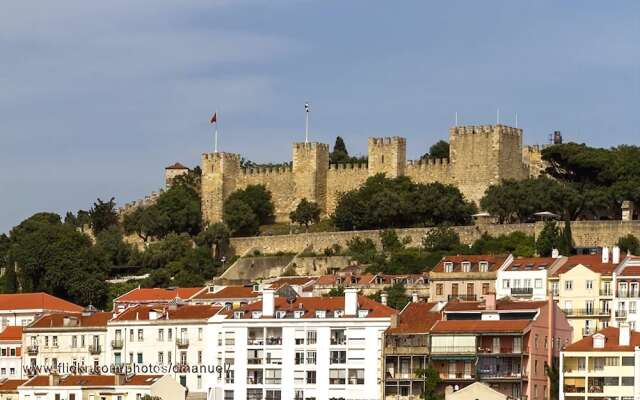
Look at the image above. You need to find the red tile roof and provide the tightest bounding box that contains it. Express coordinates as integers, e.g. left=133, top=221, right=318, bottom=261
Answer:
left=432, top=255, right=508, bottom=273
left=0, top=293, right=83, bottom=312
left=430, top=319, right=531, bottom=333
left=228, top=296, right=397, bottom=319
left=443, top=299, right=548, bottom=312
left=114, top=287, right=204, bottom=303
left=386, top=302, right=441, bottom=334
left=192, top=286, right=259, bottom=300
left=165, top=162, right=188, bottom=170
left=505, top=257, right=557, bottom=271
left=316, top=273, right=426, bottom=286
left=268, top=277, right=318, bottom=289
left=618, top=265, right=640, bottom=277
left=23, top=375, right=164, bottom=387
left=565, top=327, right=640, bottom=352
left=28, top=312, right=112, bottom=329
left=0, top=379, right=27, bottom=391
left=550, top=255, right=618, bottom=277
left=112, top=304, right=222, bottom=321
left=0, top=326, right=23, bottom=341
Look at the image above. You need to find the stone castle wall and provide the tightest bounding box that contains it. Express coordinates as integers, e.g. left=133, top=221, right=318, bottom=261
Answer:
left=200, top=124, right=544, bottom=225
left=229, top=221, right=640, bottom=256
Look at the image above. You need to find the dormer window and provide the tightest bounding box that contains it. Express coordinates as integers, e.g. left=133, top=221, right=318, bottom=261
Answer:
left=444, top=262, right=454, bottom=273
left=252, top=284, right=259, bottom=292
left=233, top=311, right=244, bottom=319
left=593, top=334, right=605, bottom=349
left=275, top=311, right=287, bottom=319
left=357, top=310, right=369, bottom=318
left=315, top=310, right=326, bottom=318
left=461, top=262, right=471, bottom=273
left=479, top=261, right=489, bottom=272
left=294, top=310, right=305, bottom=319
left=208, top=286, right=215, bottom=293
left=375, top=276, right=384, bottom=284
left=334, top=309, right=344, bottom=318
left=251, top=311, right=262, bottom=319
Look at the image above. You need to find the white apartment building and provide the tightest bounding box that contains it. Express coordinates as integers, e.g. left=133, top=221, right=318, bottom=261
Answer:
left=0, top=327, right=22, bottom=380
left=210, top=288, right=397, bottom=400
left=611, top=252, right=640, bottom=330
left=0, top=293, right=82, bottom=331
left=17, top=374, right=185, bottom=400
left=496, top=256, right=565, bottom=300
left=107, top=302, right=223, bottom=398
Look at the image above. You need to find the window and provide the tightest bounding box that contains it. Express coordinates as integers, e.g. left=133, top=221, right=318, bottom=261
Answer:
left=307, top=330, right=317, bottom=345
left=482, top=283, right=490, bottom=295
left=137, top=329, right=143, bottom=341
left=52, top=336, right=58, bottom=347
left=436, top=284, right=443, bottom=296
left=137, top=353, right=143, bottom=364
left=168, top=328, right=172, bottom=341
left=479, top=261, right=489, bottom=272
left=622, top=357, right=635, bottom=366
left=158, top=329, right=164, bottom=341
left=565, top=280, right=573, bottom=290
left=72, top=336, right=77, bottom=348
left=348, top=369, right=365, bottom=384
left=586, top=280, right=593, bottom=290
left=444, top=262, right=453, bottom=273
left=306, top=370, right=316, bottom=384
left=294, top=370, right=305, bottom=384
left=631, top=302, right=637, bottom=314
left=224, top=391, right=234, bottom=400
left=198, top=351, right=203, bottom=364
left=265, top=390, right=281, bottom=400
left=329, top=369, right=346, bottom=384
left=535, top=278, right=542, bottom=288
left=330, top=350, right=346, bottom=364
left=307, top=351, right=317, bottom=365
left=158, top=352, right=164, bottom=364
left=461, top=262, right=471, bottom=272
left=295, top=351, right=304, bottom=365
left=330, top=329, right=346, bottom=345
left=524, top=279, right=531, bottom=288
left=265, top=369, right=281, bottom=384
left=129, top=329, right=134, bottom=342
left=198, top=327, right=203, bottom=341
left=502, top=279, right=510, bottom=289
left=622, top=377, right=634, bottom=386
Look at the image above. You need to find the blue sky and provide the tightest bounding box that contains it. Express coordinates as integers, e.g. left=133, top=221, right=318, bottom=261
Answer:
left=1, top=0, right=639, bottom=233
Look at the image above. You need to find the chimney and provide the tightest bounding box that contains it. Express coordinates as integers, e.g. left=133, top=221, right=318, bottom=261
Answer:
left=613, top=246, right=621, bottom=264
left=412, top=292, right=419, bottom=303
left=344, top=287, right=358, bottom=316
left=49, top=373, right=61, bottom=386
left=380, top=292, right=388, bottom=306
left=620, top=323, right=631, bottom=346
left=262, top=289, right=275, bottom=317
left=485, top=293, right=496, bottom=311
left=602, top=246, right=610, bottom=263
left=551, top=248, right=560, bottom=259
left=115, top=372, right=126, bottom=386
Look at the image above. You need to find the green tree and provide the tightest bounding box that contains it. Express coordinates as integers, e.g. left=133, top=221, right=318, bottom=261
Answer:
left=416, top=365, right=444, bottom=400
left=225, top=185, right=275, bottom=226
left=422, top=140, right=449, bottom=160
left=369, top=282, right=410, bottom=310
left=122, top=206, right=170, bottom=242
left=94, top=226, right=132, bottom=267
left=2, top=262, right=18, bottom=293
left=330, top=136, right=350, bottom=164
left=346, top=237, right=379, bottom=265
left=422, top=227, right=461, bottom=252
left=380, top=230, right=404, bottom=253
left=325, top=286, right=345, bottom=297
left=89, top=198, right=119, bottom=234
left=536, top=221, right=561, bottom=257
left=153, top=184, right=201, bottom=236
left=289, top=199, right=321, bottom=229
left=223, top=197, right=260, bottom=237
left=545, top=360, right=560, bottom=400
left=196, top=223, right=231, bottom=259
left=558, top=220, right=574, bottom=256
left=617, top=234, right=640, bottom=255
left=470, top=232, right=535, bottom=257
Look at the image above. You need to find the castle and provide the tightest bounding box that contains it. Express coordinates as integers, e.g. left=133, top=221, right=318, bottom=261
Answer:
left=196, top=124, right=545, bottom=225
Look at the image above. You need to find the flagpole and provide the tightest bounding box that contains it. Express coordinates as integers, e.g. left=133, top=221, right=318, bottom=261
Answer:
left=305, top=102, right=310, bottom=143
left=214, top=109, right=219, bottom=153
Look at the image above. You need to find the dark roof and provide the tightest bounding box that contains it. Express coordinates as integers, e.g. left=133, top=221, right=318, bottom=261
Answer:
left=430, top=319, right=531, bottom=333
left=29, top=312, right=112, bottom=329
left=386, top=302, right=441, bottom=334
left=165, top=162, right=189, bottom=170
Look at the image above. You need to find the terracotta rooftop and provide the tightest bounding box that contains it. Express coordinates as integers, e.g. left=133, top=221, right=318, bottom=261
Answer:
left=192, top=286, right=259, bottom=300
left=23, top=375, right=164, bottom=387
left=114, top=287, right=204, bottom=303
left=0, top=379, right=27, bottom=391
left=227, top=296, right=397, bottom=319
left=0, top=293, right=83, bottom=312
left=618, top=265, right=640, bottom=277
left=112, top=304, right=222, bottom=322
left=430, top=319, right=531, bottom=334
left=0, top=326, right=23, bottom=341
left=316, top=273, right=426, bottom=286
left=386, top=302, right=442, bottom=334
left=432, top=255, right=508, bottom=273
left=550, top=255, right=619, bottom=277
left=267, top=277, right=318, bottom=289
left=565, top=327, right=640, bottom=352
left=28, top=312, right=112, bottom=329
left=444, top=299, right=548, bottom=312
left=505, top=257, right=558, bottom=271
left=165, top=162, right=188, bottom=170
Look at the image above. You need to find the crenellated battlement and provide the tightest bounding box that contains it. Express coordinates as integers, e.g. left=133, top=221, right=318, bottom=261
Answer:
left=368, top=136, right=406, bottom=146
left=293, top=142, right=330, bottom=152
left=406, top=157, right=450, bottom=169
left=449, top=124, right=522, bottom=137
left=328, top=163, right=368, bottom=171
left=201, top=152, right=242, bottom=162
left=241, top=166, right=293, bottom=176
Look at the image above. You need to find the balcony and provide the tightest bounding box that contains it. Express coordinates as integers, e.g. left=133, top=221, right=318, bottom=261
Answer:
left=562, top=308, right=610, bottom=317
left=431, top=346, right=476, bottom=354
left=477, top=346, right=523, bottom=355
left=616, top=310, right=628, bottom=319
left=26, top=345, right=38, bottom=355
left=447, top=294, right=477, bottom=302
left=599, top=288, right=613, bottom=296
left=247, top=338, right=264, bottom=346
left=247, top=358, right=263, bottom=365
left=265, top=337, right=282, bottom=345
left=582, top=328, right=594, bottom=336
left=439, top=372, right=475, bottom=380
left=616, top=291, right=640, bottom=299
left=478, top=371, right=523, bottom=380
left=563, top=386, right=585, bottom=393
left=510, top=287, right=533, bottom=297
left=111, top=339, right=123, bottom=349
left=88, top=344, right=101, bottom=355
left=176, top=338, right=189, bottom=348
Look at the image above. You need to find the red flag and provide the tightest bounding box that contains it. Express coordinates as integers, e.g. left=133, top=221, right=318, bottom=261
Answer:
left=210, top=112, right=217, bottom=124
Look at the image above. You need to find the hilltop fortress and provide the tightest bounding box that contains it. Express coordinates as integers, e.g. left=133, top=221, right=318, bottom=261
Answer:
left=197, top=124, right=546, bottom=225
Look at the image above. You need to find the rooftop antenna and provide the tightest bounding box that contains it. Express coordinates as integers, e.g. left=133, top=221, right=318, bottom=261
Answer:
left=496, top=108, right=500, bottom=125
left=304, top=102, right=310, bottom=143
left=455, top=112, right=458, bottom=127
left=515, top=113, right=518, bottom=128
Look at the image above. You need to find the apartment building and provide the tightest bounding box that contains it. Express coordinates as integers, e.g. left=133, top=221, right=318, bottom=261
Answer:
left=0, top=293, right=83, bottom=331
left=382, top=295, right=572, bottom=400
left=211, top=288, right=397, bottom=400
left=496, top=257, right=566, bottom=300
left=549, top=254, right=620, bottom=342
left=560, top=324, right=639, bottom=400
left=17, top=374, right=185, bottom=400
left=611, top=254, right=640, bottom=330
left=0, top=379, right=25, bottom=400
left=0, top=328, right=22, bottom=380
left=429, top=256, right=511, bottom=302
left=313, top=273, right=429, bottom=298
left=21, top=309, right=111, bottom=375
left=190, top=285, right=261, bottom=307
left=112, top=287, right=205, bottom=312
left=107, top=302, right=223, bottom=397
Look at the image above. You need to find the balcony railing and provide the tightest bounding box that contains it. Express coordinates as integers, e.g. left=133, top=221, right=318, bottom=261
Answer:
left=447, top=294, right=477, bottom=302
left=478, top=346, right=522, bottom=355
left=176, top=338, right=189, bottom=348
left=510, top=287, right=533, bottom=296
left=88, top=344, right=101, bottom=355
left=478, top=371, right=523, bottom=379
left=582, top=328, right=594, bottom=336
left=616, top=291, right=640, bottom=298
left=431, top=346, right=476, bottom=354
left=111, top=339, right=123, bottom=349
left=616, top=310, right=628, bottom=318
left=599, top=289, right=613, bottom=296
left=330, top=337, right=347, bottom=346
left=563, top=386, right=585, bottom=393
left=26, top=345, right=38, bottom=355
left=265, top=337, right=282, bottom=345
left=562, top=309, right=610, bottom=317
left=247, top=358, right=263, bottom=365
left=439, top=372, right=475, bottom=380
left=247, top=338, right=264, bottom=346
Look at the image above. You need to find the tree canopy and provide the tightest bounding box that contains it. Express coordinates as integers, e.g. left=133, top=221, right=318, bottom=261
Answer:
left=421, top=140, right=449, bottom=160
left=290, top=198, right=321, bottom=229
left=89, top=198, right=119, bottom=234
left=223, top=185, right=275, bottom=236
left=329, top=136, right=367, bottom=164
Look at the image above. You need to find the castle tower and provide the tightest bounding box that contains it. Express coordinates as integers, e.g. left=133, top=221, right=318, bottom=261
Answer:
left=164, top=162, right=189, bottom=188
left=449, top=125, right=528, bottom=203
left=201, top=152, right=241, bottom=225
left=292, top=142, right=329, bottom=212
left=367, top=137, right=406, bottom=177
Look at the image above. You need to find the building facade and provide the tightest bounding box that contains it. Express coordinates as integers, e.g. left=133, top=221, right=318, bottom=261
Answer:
left=0, top=293, right=83, bottom=332
left=496, top=257, right=565, bottom=300
left=0, top=328, right=22, bottom=380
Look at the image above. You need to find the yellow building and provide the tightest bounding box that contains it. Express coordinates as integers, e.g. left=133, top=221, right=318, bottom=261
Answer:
left=549, top=255, right=618, bottom=343
left=560, top=324, right=638, bottom=400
